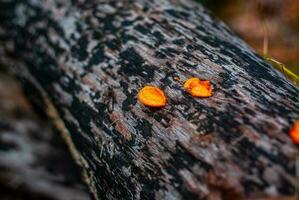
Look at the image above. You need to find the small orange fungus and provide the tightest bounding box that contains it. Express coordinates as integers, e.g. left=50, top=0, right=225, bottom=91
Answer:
left=138, top=86, right=166, bottom=107
left=289, top=120, right=299, bottom=145
left=184, top=77, right=212, bottom=97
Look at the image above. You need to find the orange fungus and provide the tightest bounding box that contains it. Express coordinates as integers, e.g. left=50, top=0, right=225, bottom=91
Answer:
left=138, top=86, right=166, bottom=107
left=184, top=77, right=212, bottom=97
left=289, top=120, right=299, bottom=145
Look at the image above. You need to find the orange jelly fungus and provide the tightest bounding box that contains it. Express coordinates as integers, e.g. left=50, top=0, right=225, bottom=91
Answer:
left=289, top=120, right=299, bottom=145
left=183, top=78, right=212, bottom=97
left=138, top=86, right=166, bottom=107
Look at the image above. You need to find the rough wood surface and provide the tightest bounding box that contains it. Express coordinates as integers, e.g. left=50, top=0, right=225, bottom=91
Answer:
left=0, top=0, right=298, bottom=199
left=0, top=73, right=91, bottom=200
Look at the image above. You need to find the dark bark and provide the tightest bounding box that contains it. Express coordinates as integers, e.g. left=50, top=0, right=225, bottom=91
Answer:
left=0, top=0, right=298, bottom=199
left=0, top=73, right=90, bottom=200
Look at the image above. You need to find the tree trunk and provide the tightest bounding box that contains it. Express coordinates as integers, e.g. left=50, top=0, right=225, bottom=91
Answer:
left=0, top=0, right=298, bottom=199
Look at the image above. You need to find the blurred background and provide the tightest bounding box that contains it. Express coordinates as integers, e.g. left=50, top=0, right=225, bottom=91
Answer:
left=202, top=0, right=299, bottom=83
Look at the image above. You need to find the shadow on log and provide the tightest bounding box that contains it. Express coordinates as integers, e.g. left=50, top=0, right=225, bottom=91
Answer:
left=0, top=0, right=298, bottom=199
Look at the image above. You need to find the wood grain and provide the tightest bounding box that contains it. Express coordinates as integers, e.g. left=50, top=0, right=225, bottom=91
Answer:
left=0, top=0, right=298, bottom=199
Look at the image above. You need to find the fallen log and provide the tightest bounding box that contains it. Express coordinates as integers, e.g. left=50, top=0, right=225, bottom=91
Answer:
left=0, top=73, right=90, bottom=200
left=0, top=0, right=298, bottom=199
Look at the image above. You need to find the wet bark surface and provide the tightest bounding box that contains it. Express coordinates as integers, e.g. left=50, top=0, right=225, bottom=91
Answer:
left=0, top=0, right=298, bottom=199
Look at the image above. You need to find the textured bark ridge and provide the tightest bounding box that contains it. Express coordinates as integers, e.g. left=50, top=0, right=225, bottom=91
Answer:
left=0, top=0, right=299, bottom=199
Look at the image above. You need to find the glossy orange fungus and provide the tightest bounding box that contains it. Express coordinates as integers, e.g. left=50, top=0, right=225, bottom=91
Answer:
left=184, top=78, right=212, bottom=97
left=289, top=120, right=299, bottom=145
left=138, top=86, right=166, bottom=107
